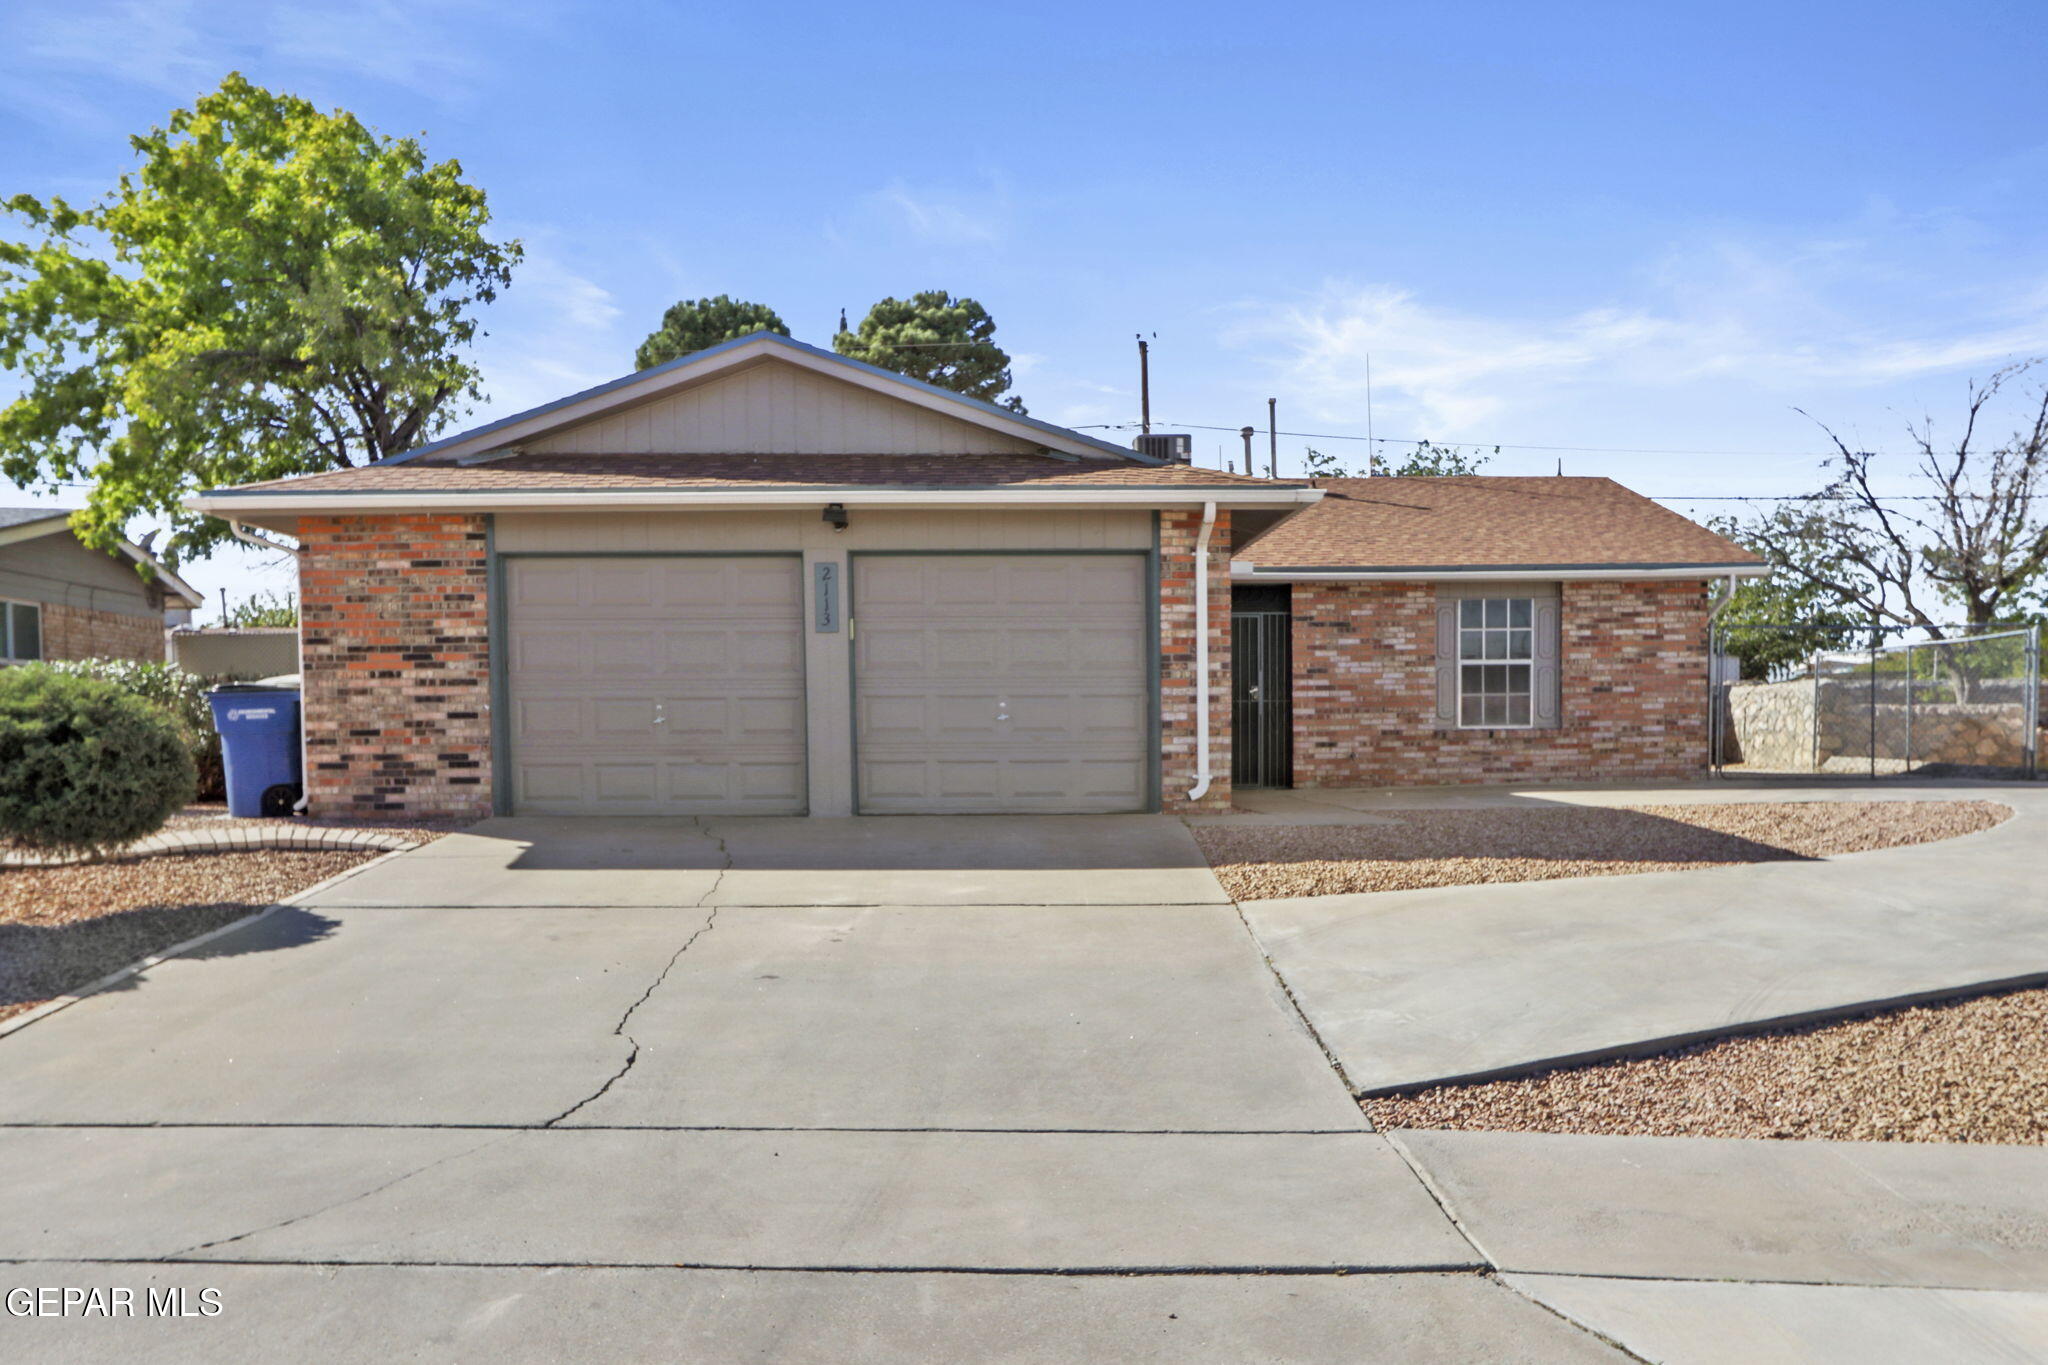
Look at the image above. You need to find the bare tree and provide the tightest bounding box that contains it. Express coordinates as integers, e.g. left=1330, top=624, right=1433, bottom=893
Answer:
left=1747, top=361, right=2048, bottom=637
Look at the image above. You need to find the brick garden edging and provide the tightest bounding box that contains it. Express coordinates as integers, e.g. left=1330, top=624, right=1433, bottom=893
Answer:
left=2, top=824, right=419, bottom=869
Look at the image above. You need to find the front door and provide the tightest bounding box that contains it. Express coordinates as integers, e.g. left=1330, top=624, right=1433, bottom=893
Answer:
left=1231, top=584, right=1293, bottom=788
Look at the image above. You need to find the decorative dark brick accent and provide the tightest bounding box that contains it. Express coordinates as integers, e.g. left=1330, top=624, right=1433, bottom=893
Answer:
left=1289, top=579, right=1710, bottom=786
left=297, top=514, right=492, bottom=819
left=1160, top=508, right=1232, bottom=812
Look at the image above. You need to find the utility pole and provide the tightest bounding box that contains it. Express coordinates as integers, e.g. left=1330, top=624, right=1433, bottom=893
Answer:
left=1136, top=334, right=1151, bottom=435
left=1239, top=427, right=1255, bottom=475
left=1267, top=398, right=1277, bottom=479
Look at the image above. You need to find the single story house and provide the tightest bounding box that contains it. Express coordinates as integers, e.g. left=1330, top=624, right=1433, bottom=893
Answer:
left=187, top=332, right=1763, bottom=820
left=1227, top=477, right=1767, bottom=788
left=0, top=507, right=204, bottom=665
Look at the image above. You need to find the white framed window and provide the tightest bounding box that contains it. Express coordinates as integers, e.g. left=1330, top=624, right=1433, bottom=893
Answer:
left=1457, top=596, right=1533, bottom=727
left=1, top=600, right=42, bottom=663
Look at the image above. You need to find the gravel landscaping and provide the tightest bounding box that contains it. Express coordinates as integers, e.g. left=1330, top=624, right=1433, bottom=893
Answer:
left=1365, top=983, right=2048, bottom=1145
left=1195, top=800, right=2012, bottom=900
left=0, top=814, right=457, bottom=1026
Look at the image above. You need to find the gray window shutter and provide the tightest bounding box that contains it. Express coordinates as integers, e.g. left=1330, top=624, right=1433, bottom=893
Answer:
left=1533, top=597, right=1561, bottom=728
left=1434, top=600, right=1458, bottom=726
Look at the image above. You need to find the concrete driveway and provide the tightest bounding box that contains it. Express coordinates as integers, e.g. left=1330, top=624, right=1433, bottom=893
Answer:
left=1237, top=782, right=2048, bottom=1091
left=0, top=814, right=1617, bottom=1362
left=14, top=799, right=2046, bottom=1360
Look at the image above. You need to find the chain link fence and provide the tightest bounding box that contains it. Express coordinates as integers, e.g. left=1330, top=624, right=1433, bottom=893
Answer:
left=1711, top=624, right=2041, bottom=779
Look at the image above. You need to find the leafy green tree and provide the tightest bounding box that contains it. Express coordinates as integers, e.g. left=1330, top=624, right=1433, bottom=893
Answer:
left=834, top=291, right=1025, bottom=412
left=1303, top=440, right=1495, bottom=478
left=0, top=73, right=521, bottom=566
left=219, top=589, right=299, bottom=628
left=635, top=295, right=788, bottom=369
left=1708, top=510, right=1864, bottom=678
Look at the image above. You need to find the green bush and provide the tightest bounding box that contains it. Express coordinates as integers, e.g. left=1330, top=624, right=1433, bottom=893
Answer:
left=44, top=658, right=228, bottom=800
left=0, top=666, right=197, bottom=857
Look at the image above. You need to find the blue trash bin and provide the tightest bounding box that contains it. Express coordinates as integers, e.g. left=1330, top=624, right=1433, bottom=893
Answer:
left=208, top=684, right=303, bottom=818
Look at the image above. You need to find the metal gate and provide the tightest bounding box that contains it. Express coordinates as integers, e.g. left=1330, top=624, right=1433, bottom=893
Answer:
left=1710, top=622, right=2041, bottom=779
left=1231, top=607, right=1293, bottom=788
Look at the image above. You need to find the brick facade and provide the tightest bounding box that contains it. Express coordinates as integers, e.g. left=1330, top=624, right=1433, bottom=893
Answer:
left=1159, top=508, right=1233, bottom=812
left=40, top=602, right=166, bottom=663
left=1290, top=579, right=1710, bottom=786
left=297, top=514, right=492, bottom=819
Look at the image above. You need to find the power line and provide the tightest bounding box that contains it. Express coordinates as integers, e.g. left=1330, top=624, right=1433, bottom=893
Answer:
left=1078, top=419, right=1832, bottom=460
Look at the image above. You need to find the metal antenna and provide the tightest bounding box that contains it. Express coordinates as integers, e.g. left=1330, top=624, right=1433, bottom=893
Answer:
left=1267, top=398, right=1277, bottom=479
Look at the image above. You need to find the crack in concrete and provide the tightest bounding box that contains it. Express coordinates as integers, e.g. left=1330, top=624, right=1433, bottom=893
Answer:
left=542, top=819, right=731, bottom=1128
left=1225, top=894, right=1502, bottom=1278
left=158, top=1133, right=513, bottom=1262
left=1490, top=1271, right=1657, bottom=1364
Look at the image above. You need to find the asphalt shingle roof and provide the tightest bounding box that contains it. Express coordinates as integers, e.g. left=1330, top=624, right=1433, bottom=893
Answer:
left=218, top=452, right=1303, bottom=494
left=1234, top=476, right=1763, bottom=571
left=0, top=507, right=70, bottom=531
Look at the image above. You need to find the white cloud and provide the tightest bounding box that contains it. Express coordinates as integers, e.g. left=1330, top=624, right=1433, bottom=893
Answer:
left=466, top=243, right=622, bottom=418
left=0, top=0, right=557, bottom=124
left=265, top=0, right=520, bottom=99
left=848, top=178, right=1009, bottom=247
left=1234, top=242, right=2048, bottom=440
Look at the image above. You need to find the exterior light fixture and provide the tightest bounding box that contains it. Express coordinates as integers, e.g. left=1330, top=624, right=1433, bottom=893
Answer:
left=823, top=503, right=849, bottom=532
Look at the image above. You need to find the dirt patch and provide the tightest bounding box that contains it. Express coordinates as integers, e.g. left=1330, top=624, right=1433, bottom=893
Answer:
left=0, top=848, right=379, bottom=1025
left=1365, top=984, right=2048, bottom=1145
left=1196, top=800, right=2011, bottom=901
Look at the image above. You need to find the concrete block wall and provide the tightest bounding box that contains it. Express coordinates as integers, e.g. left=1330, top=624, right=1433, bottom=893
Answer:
left=297, top=514, right=493, bottom=819
left=1159, top=509, right=1233, bottom=812
left=1291, top=579, right=1710, bottom=786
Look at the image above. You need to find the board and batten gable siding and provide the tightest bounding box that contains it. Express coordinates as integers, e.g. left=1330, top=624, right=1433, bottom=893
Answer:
left=0, top=533, right=162, bottom=618
left=520, top=361, right=1044, bottom=456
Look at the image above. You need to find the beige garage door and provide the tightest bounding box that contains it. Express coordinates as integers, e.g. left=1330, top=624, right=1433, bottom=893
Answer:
left=505, top=556, right=806, bottom=814
left=853, top=554, right=1151, bottom=814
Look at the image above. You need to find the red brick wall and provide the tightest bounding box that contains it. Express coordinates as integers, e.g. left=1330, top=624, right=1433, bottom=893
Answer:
left=298, top=514, right=492, bottom=819
left=1160, top=508, right=1233, bottom=812
left=1291, top=579, right=1710, bottom=786
left=40, top=602, right=165, bottom=662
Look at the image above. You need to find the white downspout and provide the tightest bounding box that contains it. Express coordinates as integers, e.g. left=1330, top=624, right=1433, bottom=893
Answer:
left=1187, top=501, right=1218, bottom=803
left=225, top=519, right=310, bottom=815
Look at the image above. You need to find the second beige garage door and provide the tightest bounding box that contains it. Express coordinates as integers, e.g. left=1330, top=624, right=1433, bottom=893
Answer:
left=505, top=556, right=806, bottom=815
left=853, top=553, right=1152, bottom=814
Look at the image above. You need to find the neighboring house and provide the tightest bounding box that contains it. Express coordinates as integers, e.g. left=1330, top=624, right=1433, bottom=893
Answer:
left=186, top=332, right=1761, bottom=821
left=0, top=508, right=204, bottom=665
left=167, top=626, right=301, bottom=679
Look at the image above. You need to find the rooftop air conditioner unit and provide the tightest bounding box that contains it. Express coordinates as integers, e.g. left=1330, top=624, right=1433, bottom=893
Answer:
left=1133, top=433, right=1192, bottom=464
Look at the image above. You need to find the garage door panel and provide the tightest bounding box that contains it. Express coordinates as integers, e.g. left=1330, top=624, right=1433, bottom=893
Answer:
left=507, top=557, right=806, bottom=815
left=855, top=554, right=1149, bottom=815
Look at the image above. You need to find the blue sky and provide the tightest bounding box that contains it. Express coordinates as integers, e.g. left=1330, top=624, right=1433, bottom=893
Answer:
left=4, top=0, right=2046, bottom=616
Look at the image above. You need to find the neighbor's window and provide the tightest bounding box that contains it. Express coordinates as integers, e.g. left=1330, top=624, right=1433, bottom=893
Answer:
left=1, top=600, right=41, bottom=662
left=1457, top=597, right=1532, bottom=727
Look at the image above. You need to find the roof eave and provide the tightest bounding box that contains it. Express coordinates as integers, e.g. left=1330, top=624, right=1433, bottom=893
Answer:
left=1231, top=560, right=1770, bottom=582
left=186, top=485, right=1323, bottom=515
